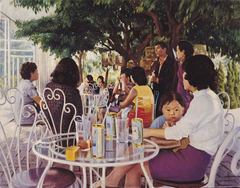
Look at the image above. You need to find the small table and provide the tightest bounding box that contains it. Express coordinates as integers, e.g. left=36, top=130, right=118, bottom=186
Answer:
left=32, top=133, right=159, bottom=188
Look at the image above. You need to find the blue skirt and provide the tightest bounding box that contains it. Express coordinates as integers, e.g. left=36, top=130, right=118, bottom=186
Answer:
left=149, top=145, right=211, bottom=182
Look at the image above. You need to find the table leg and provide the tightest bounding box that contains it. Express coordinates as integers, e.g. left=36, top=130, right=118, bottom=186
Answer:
left=101, top=167, right=106, bottom=188
left=140, top=162, right=153, bottom=188
left=82, top=166, right=87, bottom=188
left=90, top=167, right=93, bottom=187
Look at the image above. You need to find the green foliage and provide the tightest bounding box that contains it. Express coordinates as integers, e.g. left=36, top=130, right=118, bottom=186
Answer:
left=13, top=0, right=240, bottom=64
left=225, top=62, right=238, bottom=109
left=81, top=55, right=119, bottom=83
left=232, top=61, right=240, bottom=107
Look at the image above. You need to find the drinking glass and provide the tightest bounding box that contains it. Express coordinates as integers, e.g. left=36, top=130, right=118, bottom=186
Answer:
left=115, top=117, right=129, bottom=143
left=75, top=118, right=91, bottom=150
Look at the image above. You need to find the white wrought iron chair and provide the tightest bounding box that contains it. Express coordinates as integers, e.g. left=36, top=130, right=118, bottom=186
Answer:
left=38, top=87, right=83, bottom=187
left=217, top=91, right=235, bottom=134
left=0, top=88, right=46, bottom=152
left=84, top=82, right=100, bottom=94
left=0, top=100, right=81, bottom=188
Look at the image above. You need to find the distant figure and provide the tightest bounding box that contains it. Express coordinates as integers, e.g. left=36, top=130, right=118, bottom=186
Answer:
left=78, top=76, right=88, bottom=95
left=97, top=75, right=105, bottom=94
left=15, top=62, right=41, bottom=125
left=99, top=68, right=134, bottom=121
left=176, top=40, right=194, bottom=114
left=45, top=57, right=82, bottom=134
left=86, top=74, right=100, bottom=94
left=151, top=41, right=178, bottom=117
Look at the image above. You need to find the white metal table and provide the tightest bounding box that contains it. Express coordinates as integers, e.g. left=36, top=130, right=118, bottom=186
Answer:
left=32, top=133, right=159, bottom=188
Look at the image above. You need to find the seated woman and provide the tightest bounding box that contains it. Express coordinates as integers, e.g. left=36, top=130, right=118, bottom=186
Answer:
left=121, top=66, right=154, bottom=128
left=14, top=62, right=41, bottom=125
left=97, top=75, right=105, bottom=94
left=101, top=55, right=224, bottom=187
left=45, top=57, right=82, bottom=134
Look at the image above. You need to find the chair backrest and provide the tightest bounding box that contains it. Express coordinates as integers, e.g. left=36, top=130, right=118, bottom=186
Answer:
left=0, top=88, right=23, bottom=126
left=39, top=87, right=81, bottom=147
left=205, top=91, right=237, bottom=187
left=206, top=121, right=238, bottom=187
left=84, top=82, right=100, bottom=94
left=0, top=100, right=44, bottom=187
left=217, top=91, right=235, bottom=134
left=39, top=88, right=81, bottom=134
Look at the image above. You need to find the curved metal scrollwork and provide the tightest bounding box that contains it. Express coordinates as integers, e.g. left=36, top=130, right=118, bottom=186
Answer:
left=0, top=90, right=7, bottom=105
left=107, top=83, right=115, bottom=90
left=84, top=82, right=99, bottom=94
left=206, top=127, right=240, bottom=187
left=39, top=87, right=78, bottom=146
left=217, top=92, right=235, bottom=133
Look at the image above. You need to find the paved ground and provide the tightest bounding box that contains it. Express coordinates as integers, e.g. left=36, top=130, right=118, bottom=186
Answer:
left=0, top=104, right=240, bottom=187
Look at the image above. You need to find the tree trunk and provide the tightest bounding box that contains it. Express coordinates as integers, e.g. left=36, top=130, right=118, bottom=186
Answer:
left=105, top=68, right=109, bottom=87
left=78, top=51, right=84, bottom=83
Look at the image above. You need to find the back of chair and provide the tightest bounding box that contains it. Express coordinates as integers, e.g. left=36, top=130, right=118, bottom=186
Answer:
left=39, top=88, right=80, bottom=147
left=218, top=91, right=235, bottom=134
left=206, top=127, right=240, bottom=187
left=0, top=88, right=23, bottom=126
left=85, top=82, right=100, bottom=94
left=0, top=100, right=45, bottom=187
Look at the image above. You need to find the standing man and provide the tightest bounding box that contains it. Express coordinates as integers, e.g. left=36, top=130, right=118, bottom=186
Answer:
left=152, top=41, right=178, bottom=117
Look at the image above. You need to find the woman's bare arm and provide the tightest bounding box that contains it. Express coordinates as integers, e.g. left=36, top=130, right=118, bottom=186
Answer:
left=120, top=88, right=137, bottom=108
left=143, top=128, right=166, bottom=139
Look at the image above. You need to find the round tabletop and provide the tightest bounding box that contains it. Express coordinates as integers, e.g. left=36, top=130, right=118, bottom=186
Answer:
left=32, top=133, right=159, bottom=168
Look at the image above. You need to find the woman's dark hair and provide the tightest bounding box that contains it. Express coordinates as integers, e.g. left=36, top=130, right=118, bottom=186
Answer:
left=154, top=41, right=169, bottom=53
left=182, top=55, right=219, bottom=90
left=159, top=91, right=185, bottom=113
left=86, top=75, right=94, bottom=82
left=20, top=62, right=37, bottom=79
left=121, top=68, right=131, bottom=78
left=97, top=76, right=105, bottom=84
left=50, top=57, right=80, bottom=88
left=177, top=41, right=194, bottom=58
left=131, top=66, right=147, bottom=85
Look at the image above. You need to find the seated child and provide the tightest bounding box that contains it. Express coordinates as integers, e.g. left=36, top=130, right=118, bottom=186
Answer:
left=150, top=91, right=189, bottom=152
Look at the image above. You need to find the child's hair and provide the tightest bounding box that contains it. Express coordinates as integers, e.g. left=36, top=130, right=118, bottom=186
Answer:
left=159, top=91, right=185, bottom=113
left=182, top=55, right=219, bottom=90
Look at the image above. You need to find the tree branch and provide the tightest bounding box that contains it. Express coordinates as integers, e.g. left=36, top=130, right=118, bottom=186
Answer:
left=204, top=17, right=240, bottom=24
left=178, top=13, right=202, bottom=31
left=129, top=1, right=163, bottom=38
left=136, top=34, right=151, bottom=63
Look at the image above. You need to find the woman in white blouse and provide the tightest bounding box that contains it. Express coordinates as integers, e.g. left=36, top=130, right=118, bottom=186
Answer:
left=100, top=55, right=224, bottom=187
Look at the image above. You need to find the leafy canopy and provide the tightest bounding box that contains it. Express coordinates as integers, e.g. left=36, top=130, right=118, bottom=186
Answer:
left=13, top=0, right=240, bottom=62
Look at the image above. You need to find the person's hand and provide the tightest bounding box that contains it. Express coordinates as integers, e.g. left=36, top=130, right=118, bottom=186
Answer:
left=156, top=78, right=159, bottom=84
left=151, top=74, right=156, bottom=82
left=143, top=128, right=152, bottom=138
left=163, top=121, right=174, bottom=129
left=115, top=77, right=121, bottom=85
